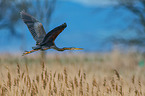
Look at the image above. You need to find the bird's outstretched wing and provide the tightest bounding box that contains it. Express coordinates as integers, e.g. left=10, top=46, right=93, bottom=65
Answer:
left=20, top=11, right=46, bottom=44
left=40, top=23, right=67, bottom=45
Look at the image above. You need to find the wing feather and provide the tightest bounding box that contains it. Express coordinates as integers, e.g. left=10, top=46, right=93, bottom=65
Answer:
left=40, top=23, right=67, bottom=46
left=20, top=11, right=46, bottom=44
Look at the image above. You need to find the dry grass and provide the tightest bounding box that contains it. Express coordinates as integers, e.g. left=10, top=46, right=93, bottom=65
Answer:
left=0, top=50, right=145, bottom=96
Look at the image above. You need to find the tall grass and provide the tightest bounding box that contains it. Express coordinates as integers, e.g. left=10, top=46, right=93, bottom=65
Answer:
left=0, top=51, right=145, bottom=96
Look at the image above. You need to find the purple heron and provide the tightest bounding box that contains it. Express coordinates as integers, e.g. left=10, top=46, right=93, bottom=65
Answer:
left=20, top=11, right=83, bottom=56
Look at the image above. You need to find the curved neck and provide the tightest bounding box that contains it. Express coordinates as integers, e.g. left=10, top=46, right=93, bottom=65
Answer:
left=52, top=46, right=83, bottom=51
left=52, top=46, right=70, bottom=51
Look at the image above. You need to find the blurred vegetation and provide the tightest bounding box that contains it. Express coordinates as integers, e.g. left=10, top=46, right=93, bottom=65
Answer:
left=0, top=0, right=56, bottom=37
left=111, top=0, right=145, bottom=49
left=0, top=52, right=145, bottom=95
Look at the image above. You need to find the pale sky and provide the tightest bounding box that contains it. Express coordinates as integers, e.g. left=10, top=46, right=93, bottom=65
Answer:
left=61, top=0, right=118, bottom=6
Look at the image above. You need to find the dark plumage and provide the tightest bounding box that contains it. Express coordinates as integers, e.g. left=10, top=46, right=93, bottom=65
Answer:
left=20, top=11, right=83, bottom=56
left=21, top=11, right=46, bottom=44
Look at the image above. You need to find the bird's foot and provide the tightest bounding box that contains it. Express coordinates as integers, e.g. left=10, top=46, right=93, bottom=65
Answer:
left=22, top=49, right=40, bottom=56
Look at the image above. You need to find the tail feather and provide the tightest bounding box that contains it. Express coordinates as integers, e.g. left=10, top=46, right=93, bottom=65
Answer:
left=32, top=45, right=41, bottom=50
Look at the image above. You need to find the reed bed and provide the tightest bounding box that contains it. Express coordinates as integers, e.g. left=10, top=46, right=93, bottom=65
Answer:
left=0, top=51, right=145, bottom=96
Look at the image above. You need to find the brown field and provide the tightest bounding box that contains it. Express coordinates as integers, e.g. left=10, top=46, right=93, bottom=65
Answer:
left=0, top=50, right=145, bottom=96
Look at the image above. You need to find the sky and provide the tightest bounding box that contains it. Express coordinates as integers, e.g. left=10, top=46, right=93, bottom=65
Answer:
left=61, top=0, right=118, bottom=6
left=0, top=0, right=135, bottom=53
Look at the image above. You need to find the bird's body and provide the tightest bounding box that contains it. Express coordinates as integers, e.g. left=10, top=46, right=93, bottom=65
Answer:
left=20, top=11, right=82, bottom=56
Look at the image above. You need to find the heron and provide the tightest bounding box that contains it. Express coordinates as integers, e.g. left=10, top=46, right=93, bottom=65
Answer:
left=20, top=11, right=83, bottom=56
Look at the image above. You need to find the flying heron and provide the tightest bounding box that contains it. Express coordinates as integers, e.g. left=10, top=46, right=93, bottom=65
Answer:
left=20, top=11, right=83, bottom=56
